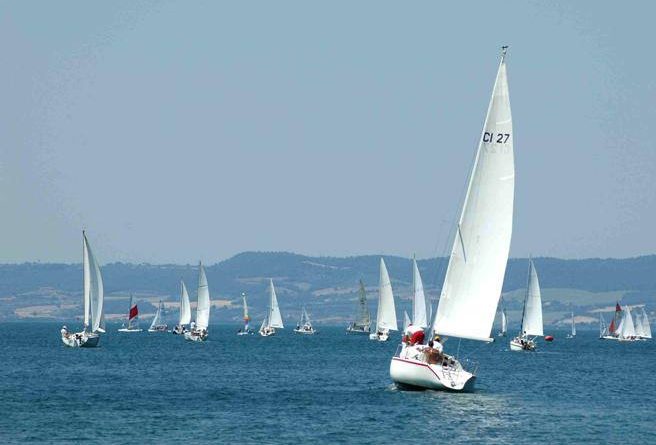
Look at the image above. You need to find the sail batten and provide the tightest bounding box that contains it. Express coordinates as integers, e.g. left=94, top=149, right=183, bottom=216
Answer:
left=433, top=52, right=514, bottom=341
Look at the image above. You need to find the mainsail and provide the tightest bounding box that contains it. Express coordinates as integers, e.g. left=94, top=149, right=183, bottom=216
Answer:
left=195, top=263, right=210, bottom=330
left=499, top=296, right=507, bottom=335
left=242, top=293, right=251, bottom=330
left=125, top=295, right=139, bottom=329
left=432, top=49, right=514, bottom=342
left=641, top=307, right=652, bottom=338
left=411, top=257, right=428, bottom=328
left=376, top=258, right=398, bottom=332
left=521, top=259, right=544, bottom=336
left=571, top=310, right=577, bottom=336
left=268, top=279, right=284, bottom=329
left=617, top=306, right=636, bottom=339
left=354, top=280, right=371, bottom=327
left=179, top=280, right=191, bottom=326
left=83, top=232, right=104, bottom=333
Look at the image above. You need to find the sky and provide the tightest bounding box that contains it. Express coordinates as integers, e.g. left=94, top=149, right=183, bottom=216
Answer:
left=1, top=1, right=655, bottom=263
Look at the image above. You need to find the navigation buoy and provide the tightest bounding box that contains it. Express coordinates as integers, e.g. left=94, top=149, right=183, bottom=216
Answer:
left=544, top=335, right=554, bottom=342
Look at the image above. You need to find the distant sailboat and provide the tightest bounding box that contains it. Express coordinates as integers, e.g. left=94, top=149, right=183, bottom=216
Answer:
left=237, top=293, right=254, bottom=335
left=615, top=305, right=637, bottom=342
left=60, top=231, right=105, bottom=348
left=510, top=259, right=543, bottom=351
left=391, top=47, right=515, bottom=391
left=118, top=295, right=143, bottom=332
left=639, top=307, right=652, bottom=340
left=369, top=258, right=398, bottom=342
left=184, top=262, right=211, bottom=342
left=259, top=279, right=284, bottom=337
left=497, top=296, right=507, bottom=337
left=294, top=306, right=317, bottom=335
left=567, top=308, right=576, bottom=339
left=346, top=280, right=371, bottom=334
left=148, top=300, right=168, bottom=332
left=600, top=302, right=623, bottom=340
left=173, top=280, right=191, bottom=335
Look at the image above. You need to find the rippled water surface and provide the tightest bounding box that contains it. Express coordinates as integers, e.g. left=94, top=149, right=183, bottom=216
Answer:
left=1, top=322, right=655, bottom=444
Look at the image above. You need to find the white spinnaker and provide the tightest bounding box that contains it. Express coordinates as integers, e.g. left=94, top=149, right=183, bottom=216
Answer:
left=179, top=280, right=191, bottom=325
left=195, top=263, right=211, bottom=330
left=150, top=301, right=163, bottom=329
left=432, top=52, right=514, bottom=342
left=377, top=258, right=398, bottom=331
left=642, top=307, right=652, bottom=338
left=269, top=280, right=284, bottom=329
left=403, top=310, right=411, bottom=331
left=83, top=232, right=104, bottom=333
left=412, top=258, right=428, bottom=327
left=522, top=260, right=544, bottom=336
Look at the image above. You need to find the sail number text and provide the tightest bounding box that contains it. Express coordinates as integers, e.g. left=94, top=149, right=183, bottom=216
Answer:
left=482, top=132, right=510, bottom=144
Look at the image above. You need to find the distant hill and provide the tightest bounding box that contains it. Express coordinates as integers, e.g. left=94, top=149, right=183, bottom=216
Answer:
left=1, top=252, right=655, bottom=326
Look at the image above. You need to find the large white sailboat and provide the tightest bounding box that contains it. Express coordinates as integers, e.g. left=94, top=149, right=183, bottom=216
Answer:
left=390, top=47, right=515, bottom=391
left=118, top=294, right=143, bottom=333
left=259, top=279, right=284, bottom=337
left=148, top=300, right=168, bottom=332
left=237, top=293, right=254, bottom=335
left=369, top=258, right=398, bottom=342
left=346, top=280, right=371, bottom=334
left=510, top=259, right=543, bottom=351
left=293, top=306, right=317, bottom=335
left=173, top=280, right=191, bottom=335
left=184, top=262, right=211, bottom=342
left=497, top=296, right=508, bottom=337
left=61, top=231, right=105, bottom=348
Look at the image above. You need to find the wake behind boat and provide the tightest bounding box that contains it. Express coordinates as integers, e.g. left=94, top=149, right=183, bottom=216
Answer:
left=60, top=231, right=105, bottom=348
left=390, top=47, right=515, bottom=392
left=346, top=280, right=371, bottom=334
left=369, top=258, right=398, bottom=342
left=118, top=294, right=143, bottom=332
left=184, top=262, right=210, bottom=342
left=510, top=259, right=543, bottom=351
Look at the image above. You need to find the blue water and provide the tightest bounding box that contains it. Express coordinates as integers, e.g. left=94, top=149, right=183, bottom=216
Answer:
left=1, top=322, right=654, bottom=444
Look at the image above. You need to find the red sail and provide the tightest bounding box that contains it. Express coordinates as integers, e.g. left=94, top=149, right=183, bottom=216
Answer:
left=615, top=303, right=622, bottom=313
left=609, top=319, right=616, bottom=334
left=129, top=305, right=139, bottom=320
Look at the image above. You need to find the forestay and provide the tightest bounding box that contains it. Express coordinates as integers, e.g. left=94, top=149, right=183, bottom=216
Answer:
left=432, top=51, right=514, bottom=342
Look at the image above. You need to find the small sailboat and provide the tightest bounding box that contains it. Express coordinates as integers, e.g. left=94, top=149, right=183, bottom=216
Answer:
left=118, top=294, right=143, bottom=332
left=293, top=306, right=317, bottom=335
left=510, top=259, right=543, bottom=351
left=184, top=262, right=211, bottom=342
left=237, top=293, right=254, bottom=335
left=346, top=280, right=371, bottom=334
left=369, top=258, right=398, bottom=342
left=615, top=305, right=638, bottom=342
left=566, top=305, right=576, bottom=339
left=600, top=302, right=623, bottom=340
left=497, top=296, right=507, bottom=337
left=638, top=307, right=652, bottom=340
left=390, top=47, right=515, bottom=391
left=173, top=280, right=191, bottom=335
left=148, top=300, right=168, bottom=332
left=60, top=231, right=105, bottom=348
left=259, top=279, right=284, bottom=337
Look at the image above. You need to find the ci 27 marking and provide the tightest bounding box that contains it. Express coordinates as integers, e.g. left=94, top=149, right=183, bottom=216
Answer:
left=482, top=132, right=510, bottom=143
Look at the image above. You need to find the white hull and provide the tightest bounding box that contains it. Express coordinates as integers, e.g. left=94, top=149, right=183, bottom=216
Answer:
left=369, top=331, right=390, bottom=342
left=118, top=328, right=143, bottom=333
left=61, top=331, right=100, bottom=348
left=510, top=337, right=536, bottom=351
left=237, top=330, right=254, bottom=336
left=172, top=325, right=187, bottom=335
left=184, top=330, right=208, bottom=342
left=293, top=328, right=317, bottom=335
left=390, top=353, right=476, bottom=392
left=346, top=326, right=370, bottom=335
left=148, top=325, right=169, bottom=333
left=259, top=328, right=276, bottom=337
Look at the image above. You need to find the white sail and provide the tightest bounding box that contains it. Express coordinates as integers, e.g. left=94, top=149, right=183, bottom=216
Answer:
left=403, top=310, right=411, bottom=331
left=150, top=300, right=163, bottom=329
left=618, top=306, right=636, bottom=338
left=376, top=258, right=398, bottom=331
left=243, top=294, right=250, bottom=320
left=521, top=260, right=544, bottom=336
left=642, top=307, right=652, bottom=338
left=571, top=311, right=577, bottom=336
left=268, top=279, right=284, bottom=329
left=634, top=310, right=645, bottom=338
left=179, top=280, right=191, bottom=325
left=82, top=232, right=104, bottom=333
left=195, top=263, right=210, bottom=330
left=432, top=51, right=514, bottom=342
left=411, top=257, right=428, bottom=328
left=501, top=307, right=507, bottom=335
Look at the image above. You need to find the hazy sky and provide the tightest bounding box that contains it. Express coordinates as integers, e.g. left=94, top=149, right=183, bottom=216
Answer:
left=2, top=1, right=655, bottom=263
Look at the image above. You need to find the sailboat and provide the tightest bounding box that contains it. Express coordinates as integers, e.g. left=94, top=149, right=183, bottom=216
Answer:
left=184, top=262, right=211, bottom=342
left=390, top=47, right=514, bottom=391
left=60, top=231, right=105, bottom=348
left=497, top=296, right=507, bottom=337
left=638, top=307, right=652, bottom=340
left=173, top=280, right=191, bottom=335
left=148, top=300, right=168, bottom=332
left=259, top=279, right=284, bottom=336
left=369, top=258, right=398, bottom=342
left=600, top=302, right=623, bottom=340
left=294, top=306, right=317, bottom=335
left=615, top=305, right=638, bottom=342
left=237, top=293, right=254, bottom=335
left=566, top=305, right=576, bottom=339
left=510, top=259, right=543, bottom=351
left=346, top=280, right=371, bottom=334
left=118, top=294, right=143, bottom=332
